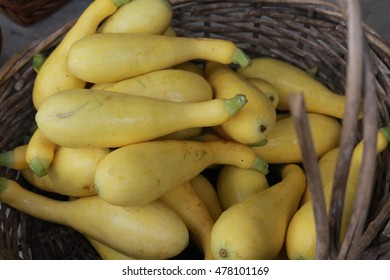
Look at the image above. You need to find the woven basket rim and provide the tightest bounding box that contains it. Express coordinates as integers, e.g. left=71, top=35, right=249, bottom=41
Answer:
left=0, top=0, right=71, bottom=26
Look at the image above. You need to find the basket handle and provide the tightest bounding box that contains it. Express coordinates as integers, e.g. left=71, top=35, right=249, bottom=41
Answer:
left=287, top=0, right=378, bottom=260
left=330, top=0, right=379, bottom=260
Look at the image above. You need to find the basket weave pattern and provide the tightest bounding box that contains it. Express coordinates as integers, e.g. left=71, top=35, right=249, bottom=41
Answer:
left=0, top=0, right=70, bottom=26
left=0, top=0, right=389, bottom=260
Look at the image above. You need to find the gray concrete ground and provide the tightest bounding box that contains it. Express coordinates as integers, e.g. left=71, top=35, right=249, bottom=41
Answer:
left=0, top=0, right=389, bottom=66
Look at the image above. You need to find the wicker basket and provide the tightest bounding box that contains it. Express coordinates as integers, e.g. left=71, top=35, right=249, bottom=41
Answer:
left=0, top=0, right=70, bottom=26
left=0, top=0, right=389, bottom=260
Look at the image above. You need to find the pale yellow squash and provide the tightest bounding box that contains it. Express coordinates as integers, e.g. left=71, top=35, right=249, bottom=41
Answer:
left=0, top=145, right=29, bottom=170
left=98, top=0, right=172, bottom=35
left=300, top=147, right=339, bottom=205
left=251, top=113, right=341, bottom=163
left=94, top=140, right=269, bottom=206
left=237, top=57, right=347, bottom=119
left=217, top=165, right=269, bottom=210
left=161, top=181, right=215, bottom=260
left=190, top=174, right=223, bottom=221
left=21, top=146, right=110, bottom=197
left=210, top=164, right=306, bottom=259
left=36, top=89, right=247, bottom=149
left=173, top=62, right=206, bottom=77
left=205, top=61, right=276, bottom=144
left=66, top=33, right=251, bottom=83
left=25, top=129, right=57, bottom=177
left=0, top=178, right=189, bottom=260
left=32, top=0, right=128, bottom=109
left=92, top=69, right=212, bottom=102
left=247, top=77, right=279, bottom=108
left=286, top=127, right=390, bottom=260
left=86, top=237, right=136, bottom=260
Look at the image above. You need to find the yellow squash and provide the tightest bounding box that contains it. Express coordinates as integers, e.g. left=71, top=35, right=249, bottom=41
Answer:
left=237, top=57, right=347, bottom=119
left=161, top=181, right=215, bottom=260
left=163, top=26, right=176, bottom=36
left=25, top=129, right=57, bottom=177
left=251, top=113, right=341, bottom=163
left=87, top=237, right=136, bottom=260
left=190, top=174, right=223, bottom=221
left=32, top=0, right=128, bottom=109
left=156, top=128, right=204, bottom=141
left=21, top=146, right=110, bottom=197
left=94, top=139, right=269, bottom=206
left=90, top=69, right=211, bottom=141
left=300, top=147, right=339, bottom=205
left=35, top=89, right=247, bottom=149
left=210, top=164, right=306, bottom=259
left=173, top=62, right=206, bottom=77
left=0, top=178, right=189, bottom=260
left=217, top=165, right=269, bottom=210
left=0, top=144, right=28, bottom=170
left=205, top=61, right=276, bottom=144
left=92, top=69, right=212, bottom=102
left=247, top=77, right=279, bottom=108
left=98, top=0, right=172, bottom=35
left=286, top=127, right=390, bottom=260
left=66, top=33, right=252, bottom=83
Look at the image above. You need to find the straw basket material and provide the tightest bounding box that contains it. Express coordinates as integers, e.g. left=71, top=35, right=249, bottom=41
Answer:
left=0, top=0, right=389, bottom=260
left=0, top=0, right=70, bottom=26
left=0, top=26, right=2, bottom=55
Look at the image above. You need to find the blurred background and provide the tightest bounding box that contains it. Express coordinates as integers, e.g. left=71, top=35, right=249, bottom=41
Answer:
left=0, top=0, right=389, bottom=66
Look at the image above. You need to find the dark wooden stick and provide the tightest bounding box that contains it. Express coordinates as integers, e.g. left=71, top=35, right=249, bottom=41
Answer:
left=329, top=0, right=364, bottom=259
left=358, top=196, right=390, bottom=255
left=288, top=93, right=329, bottom=260
left=337, top=42, right=379, bottom=259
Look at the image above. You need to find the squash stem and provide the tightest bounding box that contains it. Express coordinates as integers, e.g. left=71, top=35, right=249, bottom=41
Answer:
left=252, top=155, right=269, bottom=175
left=32, top=53, right=46, bottom=73
left=232, top=48, right=252, bottom=68
left=305, top=66, right=319, bottom=78
left=379, top=126, right=390, bottom=142
left=248, top=139, right=268, bottom=147
left=0, top=177, right=6, bottom=193
left=29, top=158, right=49, bottom=177
left=0, top=151, right=13, bottom=169
left=224, top=94, right=247, bottom=116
